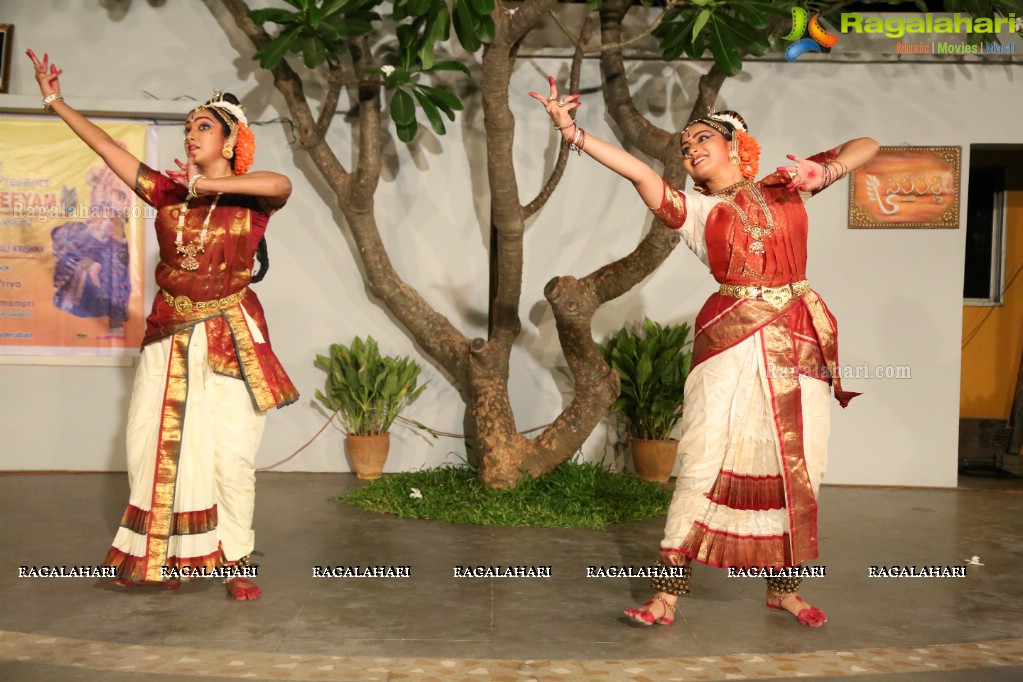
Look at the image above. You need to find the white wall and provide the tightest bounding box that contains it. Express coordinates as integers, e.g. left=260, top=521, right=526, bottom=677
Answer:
left=2, top=1, right=1019, bottom=486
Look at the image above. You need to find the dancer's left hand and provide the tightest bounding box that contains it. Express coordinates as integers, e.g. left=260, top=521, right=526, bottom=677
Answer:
left=167, top=158, right=198, bottom=189
left=528, top=76, right=581, bottom=130
left=777, top=154, right=826, bottom=191
left=26, top=49, right=62, bottom=99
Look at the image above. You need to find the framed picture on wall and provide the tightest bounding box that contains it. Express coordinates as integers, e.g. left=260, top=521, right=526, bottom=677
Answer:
left=848, top=145, right=961, bottom=229
left=0, top=24, right=12, bottom=94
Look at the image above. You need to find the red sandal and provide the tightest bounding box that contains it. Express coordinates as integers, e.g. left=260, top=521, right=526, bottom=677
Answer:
left=766, top=594, right=827, bottom=627
left=624, top=595, right=676, bottom=625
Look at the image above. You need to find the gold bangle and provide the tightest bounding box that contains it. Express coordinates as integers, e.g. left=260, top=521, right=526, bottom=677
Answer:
left=187, top=173, right=207, bottom=199
left=554, top=120, right=576, bottom=131
left=42, top=93, right=63, bottom=111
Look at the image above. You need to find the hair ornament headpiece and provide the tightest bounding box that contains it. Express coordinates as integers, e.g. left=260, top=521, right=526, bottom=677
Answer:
left=683, top=109, right=749, bottom=139
left=199, top=89, right=248, bottom=126
left=707, top=110, right=747, bottom=134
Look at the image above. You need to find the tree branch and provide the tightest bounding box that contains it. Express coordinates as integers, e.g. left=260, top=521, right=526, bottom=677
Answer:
left=546, top=1, right=680, bottom=55
left=481, top=37, right=524, bottom=351
left=216, top=0, right=472, bottom=383
left=507, top=0, right=560, bottom=44
left=217, top=0, right=349, bottom=180
left=598, top=0, right=673, bottom=162
left=316, top=63, right=345, bottom=138
left=523, top=14, right=592, bottom=219
left=530, top=276, right=619, bottom=472
left=349, top=36, right=383, bottom=206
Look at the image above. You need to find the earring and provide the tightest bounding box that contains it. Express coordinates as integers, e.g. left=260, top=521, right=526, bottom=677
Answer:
left=222, top=145, right=234, bottom=160
left=729, top=139, right=740, bottom=166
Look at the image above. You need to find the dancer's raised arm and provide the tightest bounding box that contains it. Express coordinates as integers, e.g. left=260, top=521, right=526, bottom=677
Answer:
left=529, top=76, right=664, bottom=208
left=27, top=49, right=141, bottom=188
left=777, top=137, right=880, bottom=192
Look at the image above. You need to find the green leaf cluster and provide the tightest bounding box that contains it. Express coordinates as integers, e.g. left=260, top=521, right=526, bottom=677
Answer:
left=653, top=1, right=790, bottom=76
left=248, top=0, right=481, bottom=143
left=315, top=336, right=427, bottom=435
left=250, top=0, right=380, bottom=69
left=389, top=78, right=467, bottom=142
left=600, top=317, right=693, bottom=441
left=387, top=0, right=482, bottom=141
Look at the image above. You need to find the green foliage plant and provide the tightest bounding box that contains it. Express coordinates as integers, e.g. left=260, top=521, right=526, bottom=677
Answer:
left=249, top=0, right=477, bottom=142
left=600, top=317, right=693, bottom=441
left=315, top=336, right=427, bottom=435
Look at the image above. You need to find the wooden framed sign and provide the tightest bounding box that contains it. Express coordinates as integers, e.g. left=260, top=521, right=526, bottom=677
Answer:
left=848, top=145, right=961, bottom=229
left=0, top=24, right=13, bottom=94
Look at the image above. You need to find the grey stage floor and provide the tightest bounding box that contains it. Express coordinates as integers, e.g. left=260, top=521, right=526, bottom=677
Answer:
left=0, top=472, right=1021, bottom=681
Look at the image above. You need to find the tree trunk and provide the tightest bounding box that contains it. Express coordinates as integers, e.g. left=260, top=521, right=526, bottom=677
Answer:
left=215, top=0, right=727, bottom=488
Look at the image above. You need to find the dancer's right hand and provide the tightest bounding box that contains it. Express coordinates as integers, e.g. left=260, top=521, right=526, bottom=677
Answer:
left=528, top=76, right=581, bottom=132
left=26, top=49, right=63, bottom=99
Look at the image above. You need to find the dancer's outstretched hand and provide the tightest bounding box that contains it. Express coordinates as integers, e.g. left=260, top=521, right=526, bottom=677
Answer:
left=777, top=154, right=827, bottom=191
left=26, top=49, right=63, bottom=99
left=167, top=158, right=199, bottom=189
left=528, top=76, right=581, bottom=132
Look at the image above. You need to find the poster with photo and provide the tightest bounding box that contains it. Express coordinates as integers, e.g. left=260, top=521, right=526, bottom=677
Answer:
left=0, top=116, right=152, bottom=359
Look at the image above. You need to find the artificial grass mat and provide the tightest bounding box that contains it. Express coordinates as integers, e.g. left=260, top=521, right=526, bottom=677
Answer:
left=337, top=460, right=672, bottom=530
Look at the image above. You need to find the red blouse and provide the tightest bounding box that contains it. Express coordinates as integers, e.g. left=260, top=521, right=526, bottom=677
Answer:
left=132, top=164, right=298, bottom=410
left=652, top=150, right=836, bottom=287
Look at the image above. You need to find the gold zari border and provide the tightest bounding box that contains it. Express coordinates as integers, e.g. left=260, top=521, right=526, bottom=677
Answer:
left=760, top=325, right=818, bottom=566
left=142, top=327, right=193, bottom=582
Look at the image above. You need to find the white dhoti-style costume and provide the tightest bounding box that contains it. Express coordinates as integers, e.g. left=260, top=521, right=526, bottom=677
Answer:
left=650, top=159, right=857, bottom=570
left=105, top=324, right=266, bottom=581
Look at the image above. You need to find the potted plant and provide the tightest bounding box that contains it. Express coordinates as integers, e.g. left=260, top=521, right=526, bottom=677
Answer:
left=315, top=336, right=427, bottom=480
left=601, top=317, right=693, bottom=483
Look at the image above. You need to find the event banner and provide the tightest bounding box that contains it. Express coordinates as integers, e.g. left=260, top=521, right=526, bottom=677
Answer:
left=0, top=117, right=150, bottom=359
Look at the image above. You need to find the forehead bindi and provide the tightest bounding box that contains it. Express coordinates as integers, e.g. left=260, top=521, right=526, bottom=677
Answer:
left=185, top=113, right=219, bottom=129
left=682, top=124, right=718, bottom=144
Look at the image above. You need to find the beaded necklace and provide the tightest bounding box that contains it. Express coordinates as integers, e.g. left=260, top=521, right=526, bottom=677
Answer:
left=175, top=194, right=221, bottom=271
left=711, top=179, right=775, bottom=254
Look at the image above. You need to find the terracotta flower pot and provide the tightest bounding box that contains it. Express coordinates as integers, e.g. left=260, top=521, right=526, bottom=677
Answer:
left=630, top=438, right=679, bottom=483
left=345, top=432, right=390, bottom=480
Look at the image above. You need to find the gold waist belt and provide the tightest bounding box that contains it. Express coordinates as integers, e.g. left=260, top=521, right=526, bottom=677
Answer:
left=161, top=287, right=247, bottom=315
left=719, top=279, right=809, bottom=310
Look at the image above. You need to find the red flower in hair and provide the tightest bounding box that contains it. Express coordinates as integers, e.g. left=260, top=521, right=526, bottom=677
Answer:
left=734, top=130, right=760, bottom=180
left=233, top=123, right=256, bottom=175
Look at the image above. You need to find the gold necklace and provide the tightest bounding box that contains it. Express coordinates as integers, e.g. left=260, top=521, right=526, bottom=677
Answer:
left=175, top=194, right=221, bottom=271
left=712, top=180, right=775, bottom=254
left=710, top=179, right=747, bottom=198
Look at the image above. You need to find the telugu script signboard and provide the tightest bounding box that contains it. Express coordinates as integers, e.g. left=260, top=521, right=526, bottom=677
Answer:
left=848, top=146, right=961, bottom=229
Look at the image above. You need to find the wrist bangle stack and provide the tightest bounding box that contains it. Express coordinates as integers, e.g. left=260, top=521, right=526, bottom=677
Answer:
left=819, top=159, right=848, bottom=190
left=187, top=173, right=207, bottom=199
left=820, top=162, right=833, bottom=189
left=42, top=94, right=63, bottom=111
left=568, top=128, right=587, bottom=155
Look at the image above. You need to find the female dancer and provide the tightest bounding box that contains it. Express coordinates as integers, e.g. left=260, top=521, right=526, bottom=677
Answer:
left=29, top=50, right=298, bottom=600
left=530, top=77, right=877, bottom=627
